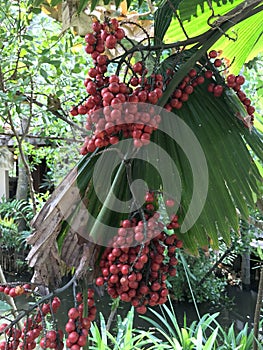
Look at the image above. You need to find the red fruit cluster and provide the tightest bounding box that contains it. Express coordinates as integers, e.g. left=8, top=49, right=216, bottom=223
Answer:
left=226, top=73, right=255, bottom=125
left=39, top=330, right=64, bottom=350
left=0, top=296, right=62, bottom=350
left=65, top=289, right=96, bottom=350
left=95, top=192, right=182, bottom=314
left=165, top=68, right=206, bottom=111
left=84, top=18, right=125, bottom=55
left=0, top=284, right=32, bottom=298
left=70, top=19, right=165, bottom=153
left=72, top=19, right=256, bottom=156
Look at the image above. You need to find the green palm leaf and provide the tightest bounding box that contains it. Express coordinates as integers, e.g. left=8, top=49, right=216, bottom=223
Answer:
left=164, top=0, right=263, bottom=74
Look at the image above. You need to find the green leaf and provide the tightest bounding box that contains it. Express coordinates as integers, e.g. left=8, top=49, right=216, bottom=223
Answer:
left=0, top=300, right=12, bottom=313
left=39, top=67, right=50, bottom=82
left=78, top=0, right=89, bottom=14
left=33, top=0, right=44, bottom=6
left=154, top=0, right=182, bottom=45
left=115, top=0, right=122, bottom=10
left=48, top=60, right=61, bottom=67
left=31, top=7, right=42, bottom=14
left=91, top=0, right=99, bottom=12
left=165, top=0, right=244, bottom=43
left=213, top=11, right=263, bottom=74
left=164, top=0, right=262, bottom=74
left=203, top=327, right=219, bottom=349
left=50, top=0, right=62, bottom=6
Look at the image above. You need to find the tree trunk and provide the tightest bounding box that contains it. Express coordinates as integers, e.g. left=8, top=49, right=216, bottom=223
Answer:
left=253, top=265, right=263, bottom=350
left=16, top=155, right=29, bottom=200
left=15, top=155, right=29, bottom=231
left=241, top=250, right=251, bottom=290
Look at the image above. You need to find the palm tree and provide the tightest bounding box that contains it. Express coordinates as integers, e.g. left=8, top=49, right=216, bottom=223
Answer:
left=26, top=0, right=262, bottom=290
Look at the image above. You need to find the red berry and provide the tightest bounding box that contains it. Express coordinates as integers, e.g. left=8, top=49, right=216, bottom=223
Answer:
left=213, top=85, right=224, bottom=96
left=133, top=62, right=143, bottom=74
left=136, top=305, right=147, bottom=314
left=209, top=50, right=217, bottom=58
left=247, top=106, right=255, bottom=115
left=188, top=68, right=197, bottom=78
left=214, top=59, right=222, bottom=67
left=8, top=287, right=17, bottom=298
left=92, top=21, right=102, bottom=33
left=96, top=277, right=104, bottom=286
left=85, top=33, right=96, bottom=45
left=77, top=335, right=87, bottom=347
left=115, top=28, right=125, bottom=40
left=105, top=35, right=117, bottom=49
left=205, top=70, right=213, bottom=79
left=68, top=307, right=79, bottom=320
left=227, top=74, right=236, bottom=85
left=235, top=75, right=245, bottom=85
left=243, top=98, right=251, bottom=106
left=184, top=85, right=194, bottom=95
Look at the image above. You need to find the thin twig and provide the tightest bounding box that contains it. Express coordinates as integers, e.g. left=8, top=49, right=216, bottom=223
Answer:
left=0, top=274, right=77, bottom=336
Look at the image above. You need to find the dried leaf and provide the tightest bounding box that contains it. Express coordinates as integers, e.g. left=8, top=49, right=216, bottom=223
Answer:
left=62, top=0, right=93, bottom=35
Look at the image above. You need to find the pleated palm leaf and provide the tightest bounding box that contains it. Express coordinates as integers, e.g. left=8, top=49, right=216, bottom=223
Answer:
left=27, top=0, right=263, bottom=287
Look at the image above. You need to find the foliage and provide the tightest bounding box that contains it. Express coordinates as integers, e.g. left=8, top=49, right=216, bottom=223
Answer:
left=0, top=198, right=33, bottom=227
left=89, top=303, right=263, bottom=349
left=168, top=249, right=228, bottom=304
left=0, top=198, right=33, bottom=251
left=141, top=300, right=263, bottom=350
left=0, top=0, right=88, bottom=201
left=89, top=308, right=161, bottom=349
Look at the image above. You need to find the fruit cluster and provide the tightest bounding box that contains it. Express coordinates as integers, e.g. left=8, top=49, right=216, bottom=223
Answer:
left=0, top=295, right=62, bottom=350
left=71, top=18, right=256, bottom=157
left=65, top=289, right=96, bottom=349
left=0, top=283, right=32, bottom=298
left=226, top=73, right=255, bottom=125
left=95, top=192, right=182, bottom=314
left=71, top=18, right=165, bottom=153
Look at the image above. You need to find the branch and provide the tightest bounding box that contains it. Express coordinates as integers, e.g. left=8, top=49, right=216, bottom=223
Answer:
left=0, top=132, right=83, bottom=144
left=113, top=1, right=263, bottom=64
left=197, top=244, right=234, bottom=286
left=158, top=2, right=263, bottom=106
left=0, top=274, right=77, bottom=336
left=30, top=97, right=87, bottom=134
left=0, top=64, right=37, bottom=213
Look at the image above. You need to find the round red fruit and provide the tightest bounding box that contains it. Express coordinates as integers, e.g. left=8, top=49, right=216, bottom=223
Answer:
left=247, top=106, right=255, bottom=115
left=97, top=54, right=108, bottom=66
left=188, top=68, right=197, bottom=78
left=92, top=21, right=101, bottom=33
left=46, top=330, right=57, bottom=342
left=209, top=50, right=217, bottom=58
left=105, top=35, right=117, bottom=49
left=235, top=75, right=245, bottom=85
left=214, top=59, right=222, bottom=67
left=227, top=74, right=236, bottom=85
left=67, top=331, right=79, bottom=344
left=85, top=33, right=96, bottom=45
left=8, top=288, right=17, bottom=298
left=205, top=70, right=213, bottom=79
left=68, top=307, right=79, bottom=319
left=133, top=62, right=143, bottom=74
left=136, top=305, right=147, bottom=314
left=70, top=107, right=78, bottom=116
left=96, top=276, right=104, bottom=287
left=77, top=335, right=87, bottom=347
left=213, top=85, right=223, bottom=96
left=115, top=28, right=125, bottom=40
